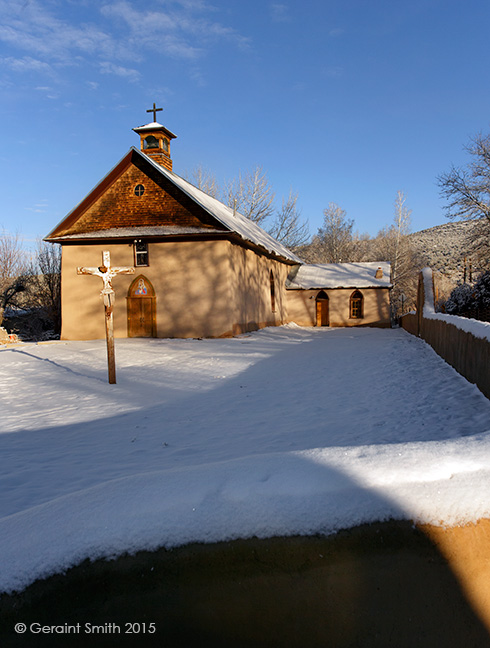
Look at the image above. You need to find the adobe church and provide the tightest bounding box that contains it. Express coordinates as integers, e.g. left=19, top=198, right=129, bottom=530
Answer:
left=45, top=107, right=392, bottom=340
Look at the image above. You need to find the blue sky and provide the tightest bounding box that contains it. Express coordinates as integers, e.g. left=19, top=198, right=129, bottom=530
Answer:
left=1, top=0, right=490, bottom=246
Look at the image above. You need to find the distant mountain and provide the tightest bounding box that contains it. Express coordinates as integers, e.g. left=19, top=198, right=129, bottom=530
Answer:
left=409, top=220, right=481, bottom=282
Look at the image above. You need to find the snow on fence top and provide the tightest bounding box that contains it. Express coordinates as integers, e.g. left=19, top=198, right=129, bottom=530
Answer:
left=422, top=267, right=490, bottom=343
left=286, top=262, right=392, bottom=290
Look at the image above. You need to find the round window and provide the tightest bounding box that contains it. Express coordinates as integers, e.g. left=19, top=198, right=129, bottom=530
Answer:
left=134, top=184, right=145, bottom=197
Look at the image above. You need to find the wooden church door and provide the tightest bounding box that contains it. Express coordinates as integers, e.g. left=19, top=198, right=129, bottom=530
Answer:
left=127, top=276, right=156, bottom=337
left=315, top=291, right=329, bottom=327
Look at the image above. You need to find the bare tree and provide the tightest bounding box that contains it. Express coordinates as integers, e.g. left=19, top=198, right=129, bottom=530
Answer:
left=310, top=203, right=356, bottom=263
left=469, top=218, right=490, bottom=266
left=267, top=190, right=309, bottom=249
left=184, top=164, right=220, bottom=199
left=350, top=231, right=373, bottom=262
left=438, top=132, right=490, bottom=264
left=0, top=230, right=28, bottom=327
left=225, top=166, right=275, bottom=225
left=438, top=132, right=490, bottom=223
left=184, top=164, right=309, bottom=251
left=392, top=190, right=412, bottom=286
left=28, top=241, right=62, bottom=334
left=367, top=193, right=420, bottom=317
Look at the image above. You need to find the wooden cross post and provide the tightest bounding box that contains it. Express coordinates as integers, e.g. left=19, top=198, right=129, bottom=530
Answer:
left=77, top=251, right=134, bottom=384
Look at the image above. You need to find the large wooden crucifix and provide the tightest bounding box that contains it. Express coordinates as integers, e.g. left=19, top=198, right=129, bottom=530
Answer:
left=77, top=251, right=134, bottom=384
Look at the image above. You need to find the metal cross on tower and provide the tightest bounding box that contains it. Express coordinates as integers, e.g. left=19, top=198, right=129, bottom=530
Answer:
left=146, top=102, right=163, bottom=122
left=77, top=251, right=135, bottom=384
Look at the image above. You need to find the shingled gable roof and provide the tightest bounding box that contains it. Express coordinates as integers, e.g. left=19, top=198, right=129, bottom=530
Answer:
left=45, top=147, right=302, bottom=264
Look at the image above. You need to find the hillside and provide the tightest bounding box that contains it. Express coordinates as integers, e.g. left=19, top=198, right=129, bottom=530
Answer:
left=409, top=220, right=481, bottom=281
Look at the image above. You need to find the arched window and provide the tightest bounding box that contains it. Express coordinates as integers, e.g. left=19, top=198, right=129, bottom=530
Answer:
left=350, top=290, right=364, bottom=319
left=143, top=135, right=159, bottom=150
left=270, top=270, right=276, bottom=313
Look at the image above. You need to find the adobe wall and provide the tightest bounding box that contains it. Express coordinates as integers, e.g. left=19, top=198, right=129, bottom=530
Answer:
left=285, top=287, right=391, bottom=327
left=4, top=520, right=490, bottom=647
left=61, top=241, right=291, bottom=340
left=61, top=241, right=235, bottom=340
left=228, top=245, right=289, bottom=335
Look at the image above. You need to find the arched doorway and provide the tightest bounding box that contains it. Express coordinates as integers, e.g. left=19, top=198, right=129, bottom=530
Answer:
left=127, top=275, right=156, bottom=337
left=315, top=290, right=329, bottom=326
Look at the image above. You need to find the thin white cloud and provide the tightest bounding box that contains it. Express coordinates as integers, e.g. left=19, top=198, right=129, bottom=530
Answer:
left=0, top=0, right=249, bottom=83
left=0, top=1, right=121, bottom=62
left=100, top=1, right=247, bottom=59
left=99, top=61, right=140, bottom=82
left=188, top=66, right=207, bottom=87
left=0, top=55, right=53, bottom=74
left=270, top=3, right=291, bottom=23
left=34, top=84, right=60, bottom=99
left=25, top=202, right=49, bottom=213
left=170, top=0, right=213, bottom=10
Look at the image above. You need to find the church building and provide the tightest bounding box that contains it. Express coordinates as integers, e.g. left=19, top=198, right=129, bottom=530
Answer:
left=45, top=108, right=392, bottom=340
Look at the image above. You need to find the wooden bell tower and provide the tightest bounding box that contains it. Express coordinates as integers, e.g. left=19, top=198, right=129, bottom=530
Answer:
left=133, top=103, right=177, bottom=171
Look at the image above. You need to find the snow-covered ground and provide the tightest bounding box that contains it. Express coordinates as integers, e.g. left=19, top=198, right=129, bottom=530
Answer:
left=1, top=325, right=490, bottom=594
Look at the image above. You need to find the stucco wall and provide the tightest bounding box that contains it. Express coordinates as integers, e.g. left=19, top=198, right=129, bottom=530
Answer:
left=286, top=287, right=391, bottom=328
left=61, top=243, right=391, bottom=340
left=5, top=521, right=490, bottom=646
left=61, top=241, right=235, bottom=340
left=61, top=241, right=291, bottom=340
left=228, top=246, right=288, bottom=335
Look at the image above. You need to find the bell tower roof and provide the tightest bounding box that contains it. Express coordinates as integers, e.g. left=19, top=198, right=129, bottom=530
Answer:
left=133, top=104, right=177, bottom=172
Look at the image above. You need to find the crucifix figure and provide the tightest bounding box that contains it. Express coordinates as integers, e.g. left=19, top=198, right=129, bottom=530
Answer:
left=77, top=251, right=134, bottom=384
left=146, top=102, right=163, bottom=122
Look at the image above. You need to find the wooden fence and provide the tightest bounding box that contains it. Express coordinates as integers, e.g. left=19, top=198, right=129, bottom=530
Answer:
left=400, top=270, right=490, bottom=400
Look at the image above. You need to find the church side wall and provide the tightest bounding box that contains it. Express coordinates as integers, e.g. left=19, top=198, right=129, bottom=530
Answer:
left=148, top=240, right=233, bottom=338
left=285, top=288, right=391, bottom=327
left=227, top=245, right=289, bottom=335
left=60, top=241, right=235, bottom=340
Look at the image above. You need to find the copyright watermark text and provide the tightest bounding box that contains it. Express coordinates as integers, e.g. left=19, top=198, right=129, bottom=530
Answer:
left=15, top=622, right=156, bottom=635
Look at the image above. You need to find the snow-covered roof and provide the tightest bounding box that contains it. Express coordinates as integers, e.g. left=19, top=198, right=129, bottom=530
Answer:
left=137, top=148, right=302, bottom=263
left=45, top=147, right=302, bottom=264
left=132, top=122, right=177, bottom=138
left=57, top=226, right=224, bottom=240
left=286, top=262, right=392, bottom=290
left=136, top=121, right=164, bottom=129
